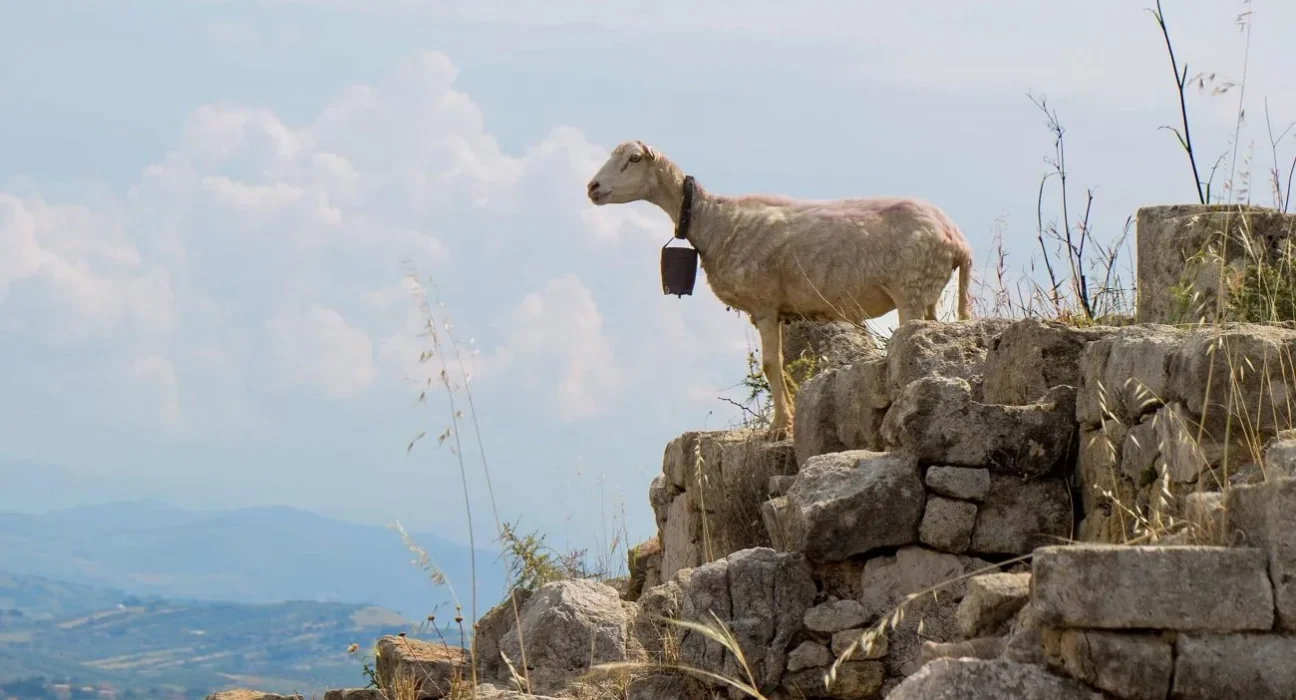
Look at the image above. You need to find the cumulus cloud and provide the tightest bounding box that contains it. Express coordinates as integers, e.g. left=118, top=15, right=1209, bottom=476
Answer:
left=490, top=274, right=624, bottom=419
left=0, top=49, right=703, bottom=433
left=265, top=303, right=378, bottom=398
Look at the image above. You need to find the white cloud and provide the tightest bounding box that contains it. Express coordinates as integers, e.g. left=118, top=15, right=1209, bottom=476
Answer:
left=490, top=274, right=624, bottom=420
left=131, top=355, right=181, bottom=427
left=265, top=303, right=377, bottom=398
left=0, top=50, right=663, bottom=432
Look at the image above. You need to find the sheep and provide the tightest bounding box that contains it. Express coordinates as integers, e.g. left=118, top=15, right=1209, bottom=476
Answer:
left=586, top=140, right=973, bottom=440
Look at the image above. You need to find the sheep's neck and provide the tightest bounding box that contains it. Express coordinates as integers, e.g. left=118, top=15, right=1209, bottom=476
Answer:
left=647, top=169, right=713, bottom=257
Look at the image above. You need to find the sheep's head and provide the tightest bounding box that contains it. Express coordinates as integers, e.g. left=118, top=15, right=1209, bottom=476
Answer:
left=586, top=140, right=662, bottom=205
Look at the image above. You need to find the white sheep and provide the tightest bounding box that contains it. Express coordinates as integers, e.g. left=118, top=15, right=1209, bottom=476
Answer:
left=586, top=140, right=973, bottom=439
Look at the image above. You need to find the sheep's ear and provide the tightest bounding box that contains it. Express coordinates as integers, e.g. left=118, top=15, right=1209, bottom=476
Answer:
left=637, top=141, right=659, bottom=161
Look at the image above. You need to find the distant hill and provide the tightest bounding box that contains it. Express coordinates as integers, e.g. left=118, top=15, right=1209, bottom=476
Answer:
left=0, top=570, right=448, bottom=697
left=0, top=571, right=128, bottom=621
left=0, top=501, right=508, bottom=622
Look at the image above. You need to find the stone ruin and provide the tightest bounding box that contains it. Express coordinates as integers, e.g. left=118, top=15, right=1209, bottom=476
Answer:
left=259, top=204, right=1296, bottom=700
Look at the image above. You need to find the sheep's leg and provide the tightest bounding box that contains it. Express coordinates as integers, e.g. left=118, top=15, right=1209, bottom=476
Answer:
left=755, top=315, right=793, bottom=440
left=896, top=302, right=925, bottom=325
left=925, top=304, right=938, bottom=321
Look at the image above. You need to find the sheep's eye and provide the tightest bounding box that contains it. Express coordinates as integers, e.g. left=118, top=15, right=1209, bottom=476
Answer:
left=628, top=154, right=642, bottom=163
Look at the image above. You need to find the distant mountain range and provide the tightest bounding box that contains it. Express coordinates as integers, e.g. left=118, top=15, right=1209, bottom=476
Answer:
left=0, top=499, right=508, bottom=622
left=0, top=570, right=437, bottom=697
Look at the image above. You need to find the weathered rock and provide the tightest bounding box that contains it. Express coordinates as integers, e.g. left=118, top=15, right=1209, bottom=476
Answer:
left=649, top=474, right=675, bottom=531
left=832, top=627, right=888, bottom=659
left=1043, top=629, right=1172, bottom=700
left=661, top=493, right=702, bottom=580
left=1172, top=634, right=1296, bottom=700
left=919, top=637, right=1005, bottom=665
left=1076, top=324, right=1182, bottom=427
left=773, top=451, right=924, bottom=562
left=885, top=319, right=1014, bottom=400
left=882, top=376, right=1076, bottom=478
left=969, top=476, right=1072, bottom=555
left=924, top=466, right=990, bottom=502
left=1076, top=421, right=1139, bottom=545
left=1135, top=203, right=1296, bottom=324
left=793, top=358, right=891, bottom=467
left=322, top=690, right=380, bottom=700
left=888, top=658, right=1104, bottom=700
left=1119, top=417, right=1160, bottom=484
left=768, top=474, right=797, bottom=497
left=659, top=431, right=798, bottom=569
left=919, top=496, right=977, bottom=553
left=375, top=635, right=466, bottom=700
left=1032, top=544, right=1275, bottom=631
left=663, top=431, right=703, bottom=490
left=1227, top=478, right=1296, bottom=631
left=804, top=599, right=868, bottom=633
left=982, top=318, right=1114, bottom=405
left=473, top=588, right=533, bottom=682
left=857, top=547, right=994, bottom=677
left=624, top=537, right=662, bottom=602
left=792, top=368, right=849, bottom=466
left=676, top=548, right=816, bottom=693
left=498, top=579, right=633, bottom=694
left=782, top=318, right=880, bottom=373
left=784, top=661, right=884, bottom=700
left=631, top=577, right=683, bottom=662
left=1261, top=430, right=1296, bottom=479
left=832, top=358, right=892, bottom=453
left=1170, top=325, right=1296, bottom=435
left=625, top=672, right=709, bottom=700
left=786, top=641, right=831, bottom=672
left=956, top=572, right=1030, bottom=638
left=1000, top=602, right=1045, bottom=665
left=1184, top=491, right=1226, bottom=545
left=1154, top=402, right=1216, bottom=483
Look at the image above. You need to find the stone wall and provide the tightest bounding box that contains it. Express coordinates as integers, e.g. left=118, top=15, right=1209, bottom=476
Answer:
left=333, top=302, right=1296, bottom=700
left=1135, top=204, right=1296, bottom=324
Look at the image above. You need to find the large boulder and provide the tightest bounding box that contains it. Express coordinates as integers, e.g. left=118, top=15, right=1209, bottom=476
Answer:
left=1172, top=634, right=1296, bottom=700
left=1032, top=545, right=1274, bottom=631
left=1169, top=324, right=1296, bottom=436
left=1134, top=203, right=1296, bottom=324
left=887, top=659, right=1104, bottom=700
left=657, top=430, right=797, bottom=579
left=498, top=579, right=635, bottom=694
left=630, top=576, right=685, bottom=663
left=782, top=318, right=880, bottom=373
left=675, top=548, right=816, bottom=694
left=473, top=589, right=533, bottom=683
left=955, top=572, right=1031, bottom=638
left=1075, top=324, right=1182, bottom=427
left=969, top=476, right=1073, bottom=555
left=981, top=318, right=1114, bottom=406
left=375, top=635, right=466, bottom=700
left=1043, top=629, right=1173, bottom=700
left=1227, top=477, right=1296, bottom=631
left=856, top=547, right=995, bottom=677
left=881, top=377, right=1076, bottom=478
left=793, top=357, right=891, bottom=466
left=764, top=451, right=924, bottom=562
left=885, top=319, right=1014, bottom=400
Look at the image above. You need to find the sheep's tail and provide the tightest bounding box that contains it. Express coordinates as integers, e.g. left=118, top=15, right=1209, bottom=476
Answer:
left=956, top=253, right=972, bottom=321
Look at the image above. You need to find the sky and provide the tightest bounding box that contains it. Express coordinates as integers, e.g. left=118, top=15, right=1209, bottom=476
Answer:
left=3, top=0, right=1296, bottom=556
